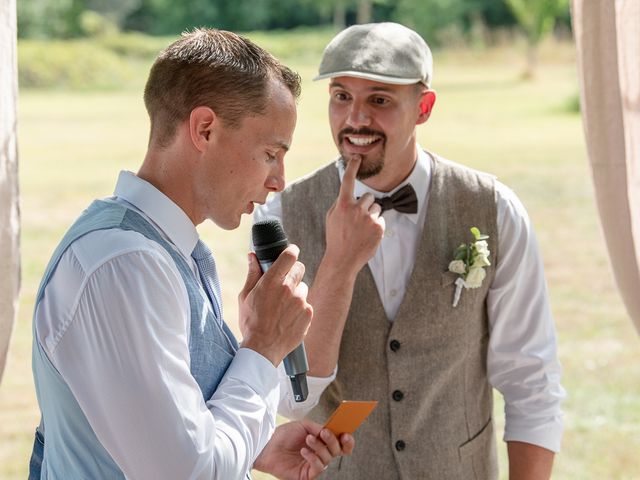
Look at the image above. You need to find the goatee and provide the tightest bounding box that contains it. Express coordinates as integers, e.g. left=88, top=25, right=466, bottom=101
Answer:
left=337, top=127, right=386, bottom=180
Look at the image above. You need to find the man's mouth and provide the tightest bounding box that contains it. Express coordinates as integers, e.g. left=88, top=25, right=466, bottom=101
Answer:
left=339, top=129, right=386, bottom=150
left=345, top=135, right=381, bottom=146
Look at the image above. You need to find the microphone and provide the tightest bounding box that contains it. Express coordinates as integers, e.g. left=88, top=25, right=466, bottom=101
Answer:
left=252, top=219, right=309, bottom=402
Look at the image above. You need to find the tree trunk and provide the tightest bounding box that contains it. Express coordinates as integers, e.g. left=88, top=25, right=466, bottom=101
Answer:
left=333, top=0, right=346, bottom=30
left=356, top=0, right=372, bottom=24
left=0, top=0, right=20, bottom=385
left=524, top=41, right=538, bottom=79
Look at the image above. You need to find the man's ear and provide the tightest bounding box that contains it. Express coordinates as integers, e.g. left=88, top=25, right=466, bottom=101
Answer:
left=189, top=106, right=217, bottom=153
left=416, top=90, right=436, bottom=125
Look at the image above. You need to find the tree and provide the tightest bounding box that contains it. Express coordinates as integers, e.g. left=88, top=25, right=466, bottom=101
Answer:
left=393, top=0, right=478, bottom=46
left=357, top=0, right=372, bottom=24
left=503, top=0, right=569, bottom=78
left=17, top=0, right=87, bottom=38
left=87, top=0, right=141, bottom=29
left=333, top=0, right=347, bottom=29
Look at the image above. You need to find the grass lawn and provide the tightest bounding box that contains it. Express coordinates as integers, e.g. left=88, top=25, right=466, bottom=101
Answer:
left=1, top=33, right=639, bottom=479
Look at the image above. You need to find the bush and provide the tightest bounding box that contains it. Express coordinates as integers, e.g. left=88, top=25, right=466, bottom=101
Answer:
left=79, top=11, right=119, bottom=38
left=245, top=26, right=335, bottom=63
left=98, top=32, right=172, bottom=59
left=15, top=27, right=333, bottom=90
left=18, top=40, right=133, bottom=89
left=564, top=92, right=581, bottom=114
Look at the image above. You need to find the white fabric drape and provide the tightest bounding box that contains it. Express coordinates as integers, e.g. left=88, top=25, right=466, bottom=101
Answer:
left=572, top=0, right=640, bottom=334
left=0, top=0, right=20, bottom=384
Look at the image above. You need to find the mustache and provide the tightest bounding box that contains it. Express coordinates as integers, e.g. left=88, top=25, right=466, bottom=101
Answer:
left=338, top=127, right=386, bottom=144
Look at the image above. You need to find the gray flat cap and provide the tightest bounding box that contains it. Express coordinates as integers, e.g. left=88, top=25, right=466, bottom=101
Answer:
left=314, top=22, right=433, bottom=87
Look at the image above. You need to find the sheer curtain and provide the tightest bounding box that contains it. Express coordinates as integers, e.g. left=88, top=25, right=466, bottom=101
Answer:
left=0, top=0, right=20, bottom=384
left=572, top=0, right=640, bottom=333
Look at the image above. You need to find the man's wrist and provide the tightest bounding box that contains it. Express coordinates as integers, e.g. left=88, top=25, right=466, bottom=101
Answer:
left=318, top=251, right=360, bottom=283
left=239, top=338, right=282, bottom=367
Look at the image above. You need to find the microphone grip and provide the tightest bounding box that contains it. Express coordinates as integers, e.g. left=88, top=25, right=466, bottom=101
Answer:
left=258, top=258, right=309, bottom=402
left=282, top=343, right=309, bottom=402
left=252, top=219, right=309, bottom=402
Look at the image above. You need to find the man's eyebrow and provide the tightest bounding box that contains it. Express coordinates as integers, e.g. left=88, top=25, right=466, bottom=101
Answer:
left=271, top=141, right=290, bottom=152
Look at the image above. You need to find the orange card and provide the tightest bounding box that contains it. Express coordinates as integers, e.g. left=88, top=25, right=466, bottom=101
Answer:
left=323, top=400, right=378, bottom=436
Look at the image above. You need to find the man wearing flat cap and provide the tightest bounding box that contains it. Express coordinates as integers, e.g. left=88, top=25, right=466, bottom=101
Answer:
left=257, top=23, right=565, bottom=479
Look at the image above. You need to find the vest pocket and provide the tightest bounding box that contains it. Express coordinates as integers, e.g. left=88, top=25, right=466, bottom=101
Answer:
left=458, top=418, right=498, bottom=480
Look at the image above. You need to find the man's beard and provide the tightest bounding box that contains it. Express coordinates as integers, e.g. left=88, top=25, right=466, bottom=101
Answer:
left=337, top=127, right=387, bottom=180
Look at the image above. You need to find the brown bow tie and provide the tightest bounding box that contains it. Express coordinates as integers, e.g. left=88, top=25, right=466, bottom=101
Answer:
left=374, top=183, right=418, bottom=214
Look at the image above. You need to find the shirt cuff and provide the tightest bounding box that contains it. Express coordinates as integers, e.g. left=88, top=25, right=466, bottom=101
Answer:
left=225, top=347, right=281, bottom=412
left=277, top=365, right=336, bottom=420
left=504, top=415, right=564, bottom=453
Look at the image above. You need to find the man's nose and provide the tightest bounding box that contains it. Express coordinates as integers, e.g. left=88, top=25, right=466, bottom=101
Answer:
left=265, top=162, right=285, bottom=192
left=346, top=102, right=371, bottom=128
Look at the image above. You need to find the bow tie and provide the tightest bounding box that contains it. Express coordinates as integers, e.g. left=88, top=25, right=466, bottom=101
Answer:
left=374, top=183, right=418, bottom=214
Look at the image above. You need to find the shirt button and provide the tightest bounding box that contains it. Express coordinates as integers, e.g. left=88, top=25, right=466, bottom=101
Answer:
left=389, top=340, right=401, bottom=352
left=395, top=440, right=406, bottom=451
left=392, top=390, right=404, bottom=401
left=386, top=229, right=395, bottom=237
left=390, top=289, right=398, bottom=298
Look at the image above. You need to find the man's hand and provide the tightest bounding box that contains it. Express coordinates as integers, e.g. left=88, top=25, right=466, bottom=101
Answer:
left=324, top=155, right=385, bottom=278
left=253, top=419, right=355, bottom=480
left=238, top=245, right=313, bottom=366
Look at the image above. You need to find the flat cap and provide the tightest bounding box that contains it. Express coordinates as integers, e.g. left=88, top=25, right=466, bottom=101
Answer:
left=314, top=22, right=433, bottom=87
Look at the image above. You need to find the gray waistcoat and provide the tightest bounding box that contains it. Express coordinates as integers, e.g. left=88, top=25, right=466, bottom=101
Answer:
left=282, top=155, right=500, bottom=480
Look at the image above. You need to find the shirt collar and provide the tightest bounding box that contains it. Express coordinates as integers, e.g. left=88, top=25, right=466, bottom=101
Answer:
left=113, top=171, right=199, bottom=258
left=337, top=147, right=431, bottom=225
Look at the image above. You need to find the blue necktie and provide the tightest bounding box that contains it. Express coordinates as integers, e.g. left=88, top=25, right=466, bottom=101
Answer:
left=192, top=242, right=249, bottom=479
left=191, top=239, right=223, bottom=323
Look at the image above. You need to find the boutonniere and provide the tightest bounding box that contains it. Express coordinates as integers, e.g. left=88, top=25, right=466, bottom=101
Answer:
left=448, top=227, right=491, bottom=307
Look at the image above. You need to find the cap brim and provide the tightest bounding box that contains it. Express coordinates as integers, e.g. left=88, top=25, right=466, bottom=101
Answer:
left=313, top=70, right=426, bottom=86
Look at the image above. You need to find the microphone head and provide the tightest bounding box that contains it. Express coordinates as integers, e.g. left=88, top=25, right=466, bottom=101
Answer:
left=252, top=219, right=289, bottom=262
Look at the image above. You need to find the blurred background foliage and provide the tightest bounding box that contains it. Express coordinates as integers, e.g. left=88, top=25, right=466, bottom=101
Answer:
left=17, top=0, right=572, bottom=89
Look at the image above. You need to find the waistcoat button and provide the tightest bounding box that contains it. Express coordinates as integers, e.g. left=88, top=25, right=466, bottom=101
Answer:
left=395, top=440, right=406, bottom=451
left=392, top=390, right=404, bottom=401
left=389, top=339, right=401, bottom=352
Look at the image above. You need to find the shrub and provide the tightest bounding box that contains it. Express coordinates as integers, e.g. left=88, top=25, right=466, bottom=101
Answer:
left=564, top=92, right=581, bottom=114
left=245, top=26, right=335, bottom=63
left=18, top=40, right=133, bottom=89
left=98, top=32, right=172, bottom=59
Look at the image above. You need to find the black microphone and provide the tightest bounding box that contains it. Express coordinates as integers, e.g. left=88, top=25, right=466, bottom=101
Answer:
left=252, top=219, right=309, bottom=402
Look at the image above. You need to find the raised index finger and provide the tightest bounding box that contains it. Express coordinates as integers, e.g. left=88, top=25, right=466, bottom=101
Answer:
left=338, top=155, right=361, bottom=202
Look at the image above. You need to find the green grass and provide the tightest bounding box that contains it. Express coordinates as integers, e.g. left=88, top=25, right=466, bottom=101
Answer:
left=2, top=33, right=639, bottom=479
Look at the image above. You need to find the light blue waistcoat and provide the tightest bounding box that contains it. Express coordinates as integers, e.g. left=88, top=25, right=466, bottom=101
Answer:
left=30, top=199, right=238, bottom=478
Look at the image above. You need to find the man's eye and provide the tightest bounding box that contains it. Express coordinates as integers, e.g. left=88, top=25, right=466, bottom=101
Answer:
left=372, top=97, right=389, bottom=105
left=334, top=92, right=349, bottom=101
left=266, top=153, right=277, bottom=162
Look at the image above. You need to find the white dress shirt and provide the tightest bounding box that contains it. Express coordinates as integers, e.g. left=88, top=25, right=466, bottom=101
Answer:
left=35, top=171, right=281, bottom=479
left=255, top=149, right=566, bottom=453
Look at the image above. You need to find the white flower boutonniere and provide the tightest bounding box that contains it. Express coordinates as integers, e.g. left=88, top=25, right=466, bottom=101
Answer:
left=448, top=227, right=491, bottom=307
